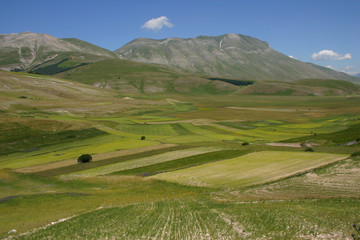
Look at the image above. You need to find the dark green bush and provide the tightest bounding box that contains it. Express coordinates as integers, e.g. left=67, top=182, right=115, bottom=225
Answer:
left=78, top=154, right=92, bottom=163
left=351, top=151, right=360, bottom=157
left=242, top=142, right=249, bottom=146
left=304, top=147, right=314, bottom=152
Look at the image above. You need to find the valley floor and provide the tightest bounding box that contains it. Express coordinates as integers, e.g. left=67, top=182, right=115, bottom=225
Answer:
left=1, top=72, right=360, bottom=239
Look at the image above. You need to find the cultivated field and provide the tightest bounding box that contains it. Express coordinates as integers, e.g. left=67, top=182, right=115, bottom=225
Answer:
left=61, top=147, right=221, bottom=179
left=151, top=151, right=348, bottom=188
left=1, top=71, right=360, bottom=239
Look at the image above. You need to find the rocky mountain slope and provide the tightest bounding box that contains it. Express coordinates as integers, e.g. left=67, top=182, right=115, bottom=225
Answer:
left=115, top=33, right=358, bottom=82
left=0, top=32, right=117, bottom=72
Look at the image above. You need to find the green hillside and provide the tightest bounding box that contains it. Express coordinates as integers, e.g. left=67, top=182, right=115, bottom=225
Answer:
left=55, top=59, right=238, bottom=94
left=29, top=52, right=112, bottom=75
left=51, top=59, right=360, bottom=96
left=237, top=78, right=360, bottom=96
left=293, top=78, right=360, bottom=89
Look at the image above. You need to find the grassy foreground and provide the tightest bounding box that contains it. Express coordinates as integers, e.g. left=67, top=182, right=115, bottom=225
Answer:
left=10, top=198, right=359, bottom=240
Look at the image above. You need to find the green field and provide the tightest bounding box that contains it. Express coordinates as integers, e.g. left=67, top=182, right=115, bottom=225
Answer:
left=110, top=150, right=250, bottom=176
left=151, top=151, right=348, bottom=188
left=1, top=71, right=360, bottom=239
left=61, top=147, right=221, bottom=179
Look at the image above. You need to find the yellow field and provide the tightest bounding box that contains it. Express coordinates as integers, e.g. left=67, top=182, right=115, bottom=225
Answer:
left=151, top=151, right=347, bottom=188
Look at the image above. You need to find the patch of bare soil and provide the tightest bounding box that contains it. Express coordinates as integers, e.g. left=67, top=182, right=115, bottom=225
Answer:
left=145, top=119, right=217, bottom=125
left=267, top=142, right=302, bottom=148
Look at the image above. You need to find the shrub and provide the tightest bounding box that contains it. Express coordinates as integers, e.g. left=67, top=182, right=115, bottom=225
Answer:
left=77, top=154, right=92, bottom=163
left=242, top=142, right=249, bottom=146
left=351, top=151, right=360, bottom=157
left=141, top=136, right=146, bottom=140
left=304, top=147, right=314, bottom=152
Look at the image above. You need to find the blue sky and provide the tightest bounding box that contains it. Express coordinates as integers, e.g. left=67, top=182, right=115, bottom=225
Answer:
left=1, top=0, right=359, bottom=75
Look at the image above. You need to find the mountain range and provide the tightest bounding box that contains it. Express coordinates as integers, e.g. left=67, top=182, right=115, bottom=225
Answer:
left=0, top=32, right=358, bottom=85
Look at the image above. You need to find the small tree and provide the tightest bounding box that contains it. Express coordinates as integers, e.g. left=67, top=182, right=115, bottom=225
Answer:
left=78, top=154, right=92, bottom=163
left=141, top=136, right=146, bottom=140
left=304, top=147, right=314, bottom=152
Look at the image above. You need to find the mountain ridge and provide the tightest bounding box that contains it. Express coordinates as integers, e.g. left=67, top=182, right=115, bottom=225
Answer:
left=0, top=32, right=358, bottom=84
left=0, top=32, right=117, bottom=72
left=115, top=33, right=358, bottom=83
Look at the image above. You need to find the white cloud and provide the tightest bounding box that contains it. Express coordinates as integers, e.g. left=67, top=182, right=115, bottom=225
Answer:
left=343, top=70, right=359, bottom=76
left=312, top=49, right=352, bottom=61
left=141, top=16, right=174, bottom=31
left=341, top=66, right=358, bottom=75
left=325, top=65, right=359, bottom=75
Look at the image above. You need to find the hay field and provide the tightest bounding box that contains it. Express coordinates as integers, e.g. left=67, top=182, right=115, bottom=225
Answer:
left=151, top=151, right=347, bottom=188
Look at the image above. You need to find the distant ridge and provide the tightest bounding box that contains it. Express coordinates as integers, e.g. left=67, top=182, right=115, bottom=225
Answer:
left=115, top=33, right=358, bottom=83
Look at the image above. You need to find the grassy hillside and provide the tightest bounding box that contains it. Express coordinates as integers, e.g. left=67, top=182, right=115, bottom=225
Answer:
left=52, top=59, right=359, bottom=96
left=0, top=118, right=106, bottom=155
left=237, top=78, right=360, bottom=96
left=55, top=59, right=238, bottom=94
left=30, top=52, right=112, bottom=75
left=0, top=71, right=170, bottom=116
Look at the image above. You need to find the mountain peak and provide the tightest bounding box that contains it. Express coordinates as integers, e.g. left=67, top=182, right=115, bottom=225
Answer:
left=224, top=33, right=241, bottom=38
left=115, top=34, right=276, bottom=79
left=115, top=33, right=357, bottom=82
